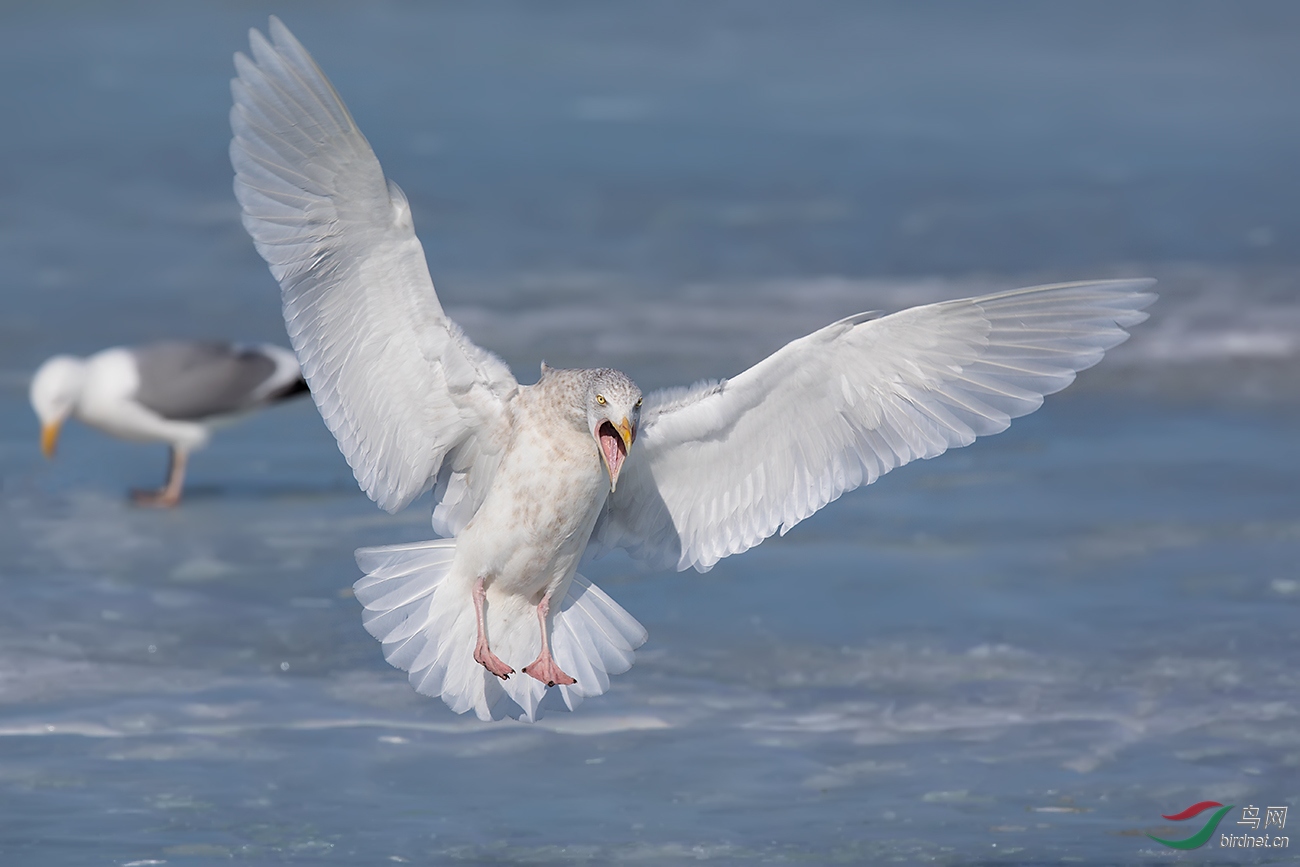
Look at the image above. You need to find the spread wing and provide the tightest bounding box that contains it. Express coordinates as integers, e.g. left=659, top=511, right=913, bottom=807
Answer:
left=230, top=17, right=517, bottom=513
left=592, top=280, right=1155, bottom=571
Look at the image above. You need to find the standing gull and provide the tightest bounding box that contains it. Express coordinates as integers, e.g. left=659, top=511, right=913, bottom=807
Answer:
left=30, top=341, right=307, bottom=506
left=230, top=18, right=1154, bottom=721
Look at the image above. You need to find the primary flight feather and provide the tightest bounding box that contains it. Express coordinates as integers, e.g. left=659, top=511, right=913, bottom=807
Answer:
left=231, top=18, right=1154, bottom=721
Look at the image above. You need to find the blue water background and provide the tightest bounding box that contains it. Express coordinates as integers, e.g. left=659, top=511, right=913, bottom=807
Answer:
left=1, top=2, right=1298, bottom=864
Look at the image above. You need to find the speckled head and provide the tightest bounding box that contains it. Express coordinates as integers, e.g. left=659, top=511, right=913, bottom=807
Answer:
left=583, top=368, right=642, bottom=491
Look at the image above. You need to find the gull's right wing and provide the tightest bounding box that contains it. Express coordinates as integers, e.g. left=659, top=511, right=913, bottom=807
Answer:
left=231, top=17, right=517, bottom=514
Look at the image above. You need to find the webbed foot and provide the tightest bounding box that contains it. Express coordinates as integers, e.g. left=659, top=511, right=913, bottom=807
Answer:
left=522, top=651, right=576, bottom=688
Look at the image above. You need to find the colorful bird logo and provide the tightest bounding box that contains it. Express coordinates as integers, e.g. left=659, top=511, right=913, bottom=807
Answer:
left=1148, top=801, right=1234, bottom=850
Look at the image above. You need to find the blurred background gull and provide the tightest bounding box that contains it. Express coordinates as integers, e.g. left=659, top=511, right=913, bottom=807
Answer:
left=0, top=2, right=1296, bottom=864
left=30, top=340, right=307, bottom=506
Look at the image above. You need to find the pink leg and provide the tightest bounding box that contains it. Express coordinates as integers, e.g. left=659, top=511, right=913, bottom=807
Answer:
left=472, top=577, right=514, bottom=680
left=131, top=448, right=187, bottom=508
left=522, top=591, right=576, bottom=688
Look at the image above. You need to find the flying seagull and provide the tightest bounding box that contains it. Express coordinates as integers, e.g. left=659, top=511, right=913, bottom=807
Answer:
left=30, top=341, right=307, bottom=506
left=230, top=18, right=1154, bottom=721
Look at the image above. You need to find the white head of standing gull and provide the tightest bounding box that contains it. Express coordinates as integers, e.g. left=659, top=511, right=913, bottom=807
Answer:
left=230, top=18, right=1155, bottom=722
left=30, top=341, right=307, bottom=507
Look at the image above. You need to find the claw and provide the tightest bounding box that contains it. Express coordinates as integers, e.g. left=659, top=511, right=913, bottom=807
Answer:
left=475, top=643, right=514, bottom=680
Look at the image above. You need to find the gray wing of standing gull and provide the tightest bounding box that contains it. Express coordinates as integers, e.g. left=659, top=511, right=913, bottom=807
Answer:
left=132, top=341, right=303, bottom=421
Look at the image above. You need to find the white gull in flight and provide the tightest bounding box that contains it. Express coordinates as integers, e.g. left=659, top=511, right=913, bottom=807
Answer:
left=230, top=18, right=1154, bottom=721
left=30, top=341, right=307, bottom=506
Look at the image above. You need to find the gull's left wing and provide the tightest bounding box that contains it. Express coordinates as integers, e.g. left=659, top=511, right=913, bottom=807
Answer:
left=592, top=280, right=1154, bottom=572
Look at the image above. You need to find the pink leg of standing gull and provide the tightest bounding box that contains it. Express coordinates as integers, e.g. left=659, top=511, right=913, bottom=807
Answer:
left=472, top=577, right=514, bottom=679
left=522, top=590, right=576, bottom=687
left=131, top=447, right=188, bottom=508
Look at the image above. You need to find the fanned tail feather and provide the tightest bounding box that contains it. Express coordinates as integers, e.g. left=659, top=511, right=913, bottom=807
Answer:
left=354, top=540, right=647, bottom=722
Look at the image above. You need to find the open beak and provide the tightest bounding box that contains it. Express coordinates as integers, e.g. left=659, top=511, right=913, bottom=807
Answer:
left=615, top=417, right=635, bottom=449
left=40, top=421, right=62, bottom=458
left=597, top=417, right=636, bottom=492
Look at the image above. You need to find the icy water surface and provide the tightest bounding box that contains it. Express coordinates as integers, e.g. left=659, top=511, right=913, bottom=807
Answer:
left=2, top=2, right=1299, bottom=865
left=1, top=396, right=1298, bottom=865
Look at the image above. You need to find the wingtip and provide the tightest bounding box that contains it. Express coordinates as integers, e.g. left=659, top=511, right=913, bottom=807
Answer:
left=267, top=15, right=289, bottom=44
left=1098, top=280, right=1157, bottom=318
left=1109, top=278, right=1158, bottom=319
left=1118, top=277, right=1159, bottom=308
left=268, top=16, right=312, bottom=61
left=247, top=25, right=271, bottom=59
left=1112, top=278, right=1159, bottom=310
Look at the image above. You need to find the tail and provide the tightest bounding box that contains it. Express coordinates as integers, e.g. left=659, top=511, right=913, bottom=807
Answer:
left=353, top=539, right=648, bottom=722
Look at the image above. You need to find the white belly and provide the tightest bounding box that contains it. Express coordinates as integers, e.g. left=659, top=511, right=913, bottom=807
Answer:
left=453, top=418, right=608, bottom=604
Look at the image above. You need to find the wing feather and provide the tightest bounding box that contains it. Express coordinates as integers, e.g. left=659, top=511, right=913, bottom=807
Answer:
left=593, top=280, right=1154, bottom=571
left=231, top=18, right=517, bottom=513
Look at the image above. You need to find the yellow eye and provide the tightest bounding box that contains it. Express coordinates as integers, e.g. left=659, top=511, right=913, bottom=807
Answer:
left=635, top=398, right=642, bottom=407
left=596, top=395, right=606, bottom=405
